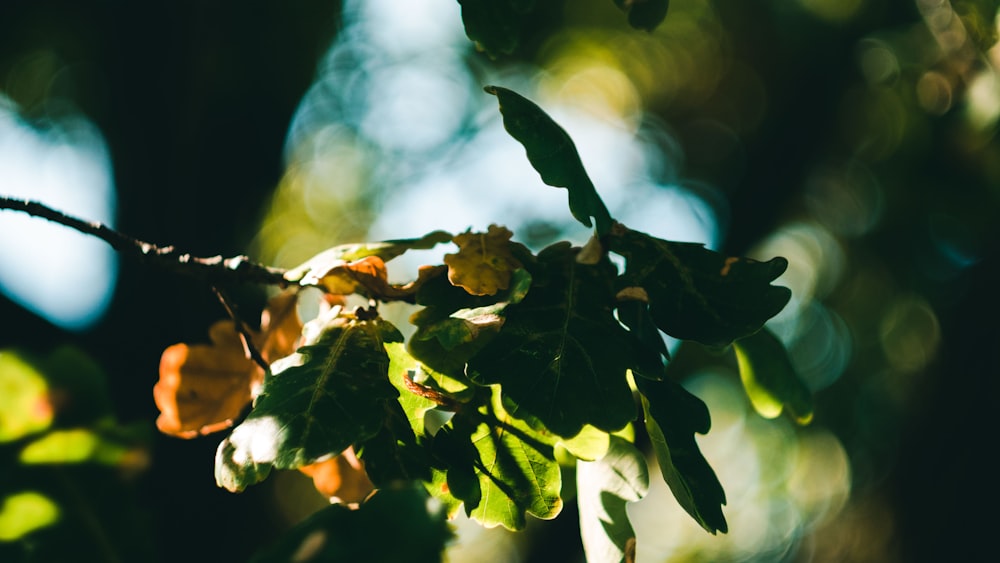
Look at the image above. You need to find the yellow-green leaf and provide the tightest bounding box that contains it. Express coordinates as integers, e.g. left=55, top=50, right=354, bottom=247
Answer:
left=734, top=328, right=814, bottom=424
left=444, top=224, right=523, bottom=296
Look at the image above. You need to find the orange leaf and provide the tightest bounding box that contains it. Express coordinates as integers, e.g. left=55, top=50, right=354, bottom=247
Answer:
left=299, top=447, right=374, bottom=504
left=153, top=291, right=303, bottom=439
left=154, top=320, right=258, bottom=439
left=257, top=290, right=304, bottom=363
left=315, top=257, right=446, bottom=301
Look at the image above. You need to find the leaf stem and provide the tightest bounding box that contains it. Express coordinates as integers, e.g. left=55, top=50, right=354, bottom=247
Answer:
left=0, top=196, right=288, bottom=287
left=211, top=286, right=271, bottom=374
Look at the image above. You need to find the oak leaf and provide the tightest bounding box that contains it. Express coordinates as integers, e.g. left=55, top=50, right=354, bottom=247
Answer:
left=153, top=291, right=303, bottom=438
left=299, top=447, right=374, bottom=504
left=444, top=225, right=522, bottom=296
left=301, top=255, right=446, bottom=301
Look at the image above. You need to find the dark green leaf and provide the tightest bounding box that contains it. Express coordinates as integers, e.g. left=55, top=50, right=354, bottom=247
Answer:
left=355, top=400, right=431, bottom=486
left=467, top=243, right=636, bottom=437
left=616, top=299, right=668, bottom=379
left=609, top=225, right=791, bottom=347
left=637, top=377, right=727, bottom=534
left=250, top=484, right=452, bottom=563
left=734, top=328, right=814, bottom=424
left=429, top=389, right=562, bottom=530
left=577, top=435, right=649, bottom=563
left=215, top=308, right=403, bottom=492
left=485, top=86, right=614, bottom=234
left=614, top=0, right=670, bottom=31
left=409, top=269, right=531, bottom=378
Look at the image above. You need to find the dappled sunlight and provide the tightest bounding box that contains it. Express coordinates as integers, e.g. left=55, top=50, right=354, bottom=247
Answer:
left=0, top=94, right=118, bottom=330
left=227, top=415, right=284, bottom=467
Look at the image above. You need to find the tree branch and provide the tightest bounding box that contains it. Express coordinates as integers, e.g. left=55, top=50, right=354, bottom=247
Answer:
left=0, top=196, right=288, bottom=287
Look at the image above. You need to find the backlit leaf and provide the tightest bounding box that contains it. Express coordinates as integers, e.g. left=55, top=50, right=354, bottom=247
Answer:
left=155, top=320, right=259, bottom=439
left=19, top=424, right=148, bottom=471
left=637, top=377, right=727, bottom=534
left=734, top=328, right=814, bottom=424
left=609, top=224, right=790, bottom=347
left=0, top=350, right=53, bottom=442
left=215, top=307, right=402, bottom=492
left=291, top=253, right=447, bottom=302
left=0, top=491, right=60, bottom=541
left=614, top=0, right=670, bottom=31
left=154, top=290, right=303, bottom=438
left=557, top=425, right=611, bottom=462
left=430, top=389, right=562, bottom=530
left=385, top=343, right=473, bottom=435
left=445, top=224, right=523, bottom=296
left=299, top=447, right=374, bottom=503
left=485, top=86, right=614, bottom=234
left=250, top=485, right=451, bottom=563
left=467, top=243, right=636, bottom=437
left=577, top=435, right=649, bottom=563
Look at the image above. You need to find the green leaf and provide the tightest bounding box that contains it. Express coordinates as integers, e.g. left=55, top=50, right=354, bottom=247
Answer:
left=19, top=423, right=147, bottom=467
left=385, top=342, right=441, bottom=435
left=485, top=86, right=614, bottom=234
left=409, top=268, right=531, bottom=378
left=0, top=350, right=53, bottom=442
left=616, top=299, right=668, bottom=379
left=467, top=243, right=637, bottom=437
left=0, top=491, right=60, bottom=541
left=355, top=400, right=431, bottom=486
left=557, top=425, right=611, bottom=462
left=637, top=377, right=727, bottom=534
left=215, top=308, right=403, bottom=492
left=577, top=435, right=649, bottom=563
left=609, top=225, right=791, bottom=347
left=430, top=389, right=563, bottom=531
left=734, top=328, right=814, bottom=424
left=284, top=230, right=452, bottom=284
left=250, top=484, right=452, bottom=563
left=614, top=0, right=670, bottom=31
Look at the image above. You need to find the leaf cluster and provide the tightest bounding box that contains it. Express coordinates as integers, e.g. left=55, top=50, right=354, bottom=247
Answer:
left=152, top=86, right=812, bottom=561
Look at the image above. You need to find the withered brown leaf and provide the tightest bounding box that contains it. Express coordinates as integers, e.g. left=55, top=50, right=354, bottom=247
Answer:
left=153, top=290, right=303, bottom=438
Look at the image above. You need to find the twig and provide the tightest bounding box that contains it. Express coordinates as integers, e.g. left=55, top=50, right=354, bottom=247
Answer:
left=0, top=196, right=288, bottom=287
left=211, top=286, right=271, bottom=373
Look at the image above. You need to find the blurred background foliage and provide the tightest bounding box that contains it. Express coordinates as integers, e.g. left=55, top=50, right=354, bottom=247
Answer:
left=1, top=0, right=998, bottom=561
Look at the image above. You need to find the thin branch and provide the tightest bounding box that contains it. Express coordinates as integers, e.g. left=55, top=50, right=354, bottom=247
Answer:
left=0, top=196, right=288, bottom=287
left=211, top=286, right=271, bottom=374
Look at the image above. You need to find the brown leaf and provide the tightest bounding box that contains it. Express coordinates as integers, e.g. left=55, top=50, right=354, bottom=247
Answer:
left=444, top=224, right=522, bottom=296
left=258, top=290, right=304, bottom=363
left=299, top=447, right=374, bottom=504
left=315, top=258, right=446, bottom=301
left=153, top=291, right=303, bottom=439
left=154, top=320, right=258, bottom=438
